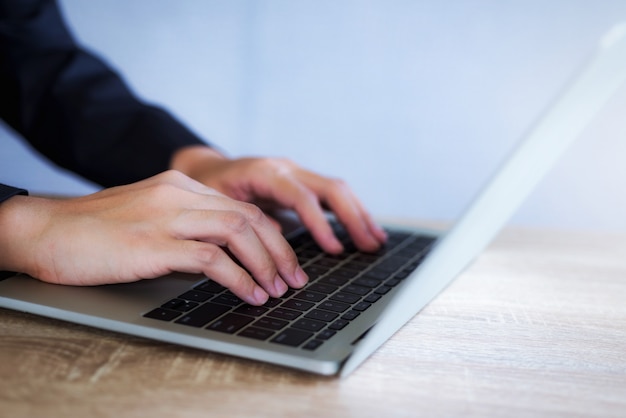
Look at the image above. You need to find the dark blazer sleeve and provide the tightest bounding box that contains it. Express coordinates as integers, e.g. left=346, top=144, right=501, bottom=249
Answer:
left=0, top=0, right=209, bottom=187
left=0, top=183, right=28, bottom=203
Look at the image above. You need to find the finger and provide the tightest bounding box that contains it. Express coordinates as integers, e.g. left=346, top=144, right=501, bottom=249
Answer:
left=262, top=175, right=344, bottom=254
left=161, top=240, right=270, bottom=306
left=321, top=182, right=388, bottom=251
left=137, top=175, right=307, bottom=292
left=171, top=209, right=284, bottom=297
left=290, top=172, right=387, bottom=252
left=171, top=206, right=306, bottom=294
left=238, top=204, right=309, bottom=290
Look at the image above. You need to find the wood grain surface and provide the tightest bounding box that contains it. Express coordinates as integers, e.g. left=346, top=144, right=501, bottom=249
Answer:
left=1, top=227, right=625, bottom=417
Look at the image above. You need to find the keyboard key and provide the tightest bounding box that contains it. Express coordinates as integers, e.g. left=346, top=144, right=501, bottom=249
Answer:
left=303, top=265, right=330, bottom=278
left=321, top=252, right=350, bottom=262
left=233, top=305, right=269, bottom=316
left=405, top=260, right=423, bottom=271
left=281, top=299, right=315, bottom=311
left=239, top=326, right=274, bottom=341
left=307, top=283, right=338, bottom=295
left=343, top=244, right=359, bottom=254
left=360, top=269, right=390, bottom=281
left=318, top=300, right=350, bottom=313
left=315, top=258, right=341, bottom=268
left=394, top=270, right=413, bottom=280
left=375, top=285, right=392, bottom=295
left=174, top=303, right=230, bottom=328
left=353, top=277, right=382, bottom=288
left=353, top=253, right=379, bottom=263
left=208, top=313, right=254, bottom=334
left=332, top=268, right=359, bottom=279
left=387, top=230, right=411, bottom=241
left=343, top=284, right=370, bottom=296
left=293, top=290, right=326, bottom=303
left=263, top=298, right=282, bottom=308
left=385, top=278, right=402, bottom=287
left=330, top=292, right=360, bottom=304
left=376, top=255, right=408, bottom=272
left=396, top=248, right=418, bottom=258
left=296, top=251, right=318, bottom=263
left=178, top=290, right=212, bottom=303
left=304, top=309, right=339, bottom=322
left=193, top=280, right=226, bottom=293
left=302, top=339, right=324, bottom=351
left=292, top=318, right=326, bottom=332
left=341, top=310, right=360, bottom=321
left=254, top=317, right=289, bottom=331
left=211, top=293, right=244, bottom=307
left=161, top=299, right=183, bottom=310
left=353, top=302, right=372, bottom=312
left=317, top=329, right=337, bottom=340
left=407, top=236, right=435, bottom=250
left=320, top=275, right=350, bottom=286
left=364, top=293, right=381, bottom=303
left=289, top=232, right=313, bottom=248
left=267, top=307, right=302, bottom=321
left=144, top=307, right=182, bottom=321
left=161, top=298, right=199, bottom=312
left=329, top=319, right=350, bottom=330
left=271, top=328, right=313, bottom=347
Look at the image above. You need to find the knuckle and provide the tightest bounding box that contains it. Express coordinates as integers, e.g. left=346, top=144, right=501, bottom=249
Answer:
left=192, top=243, right=223, bottom=265
left=219, top=268, right=256, bottom=298
left=259, top=157, right=296, bottom=176
left=241, top=202, right=266, bottom=224
left=232, top=270, right=254, bottom=290
left=254, top=263, right=278, bottom=285
left=275, top=246, right=298, bottom=269
left=298, top=189, right=319, bottom=206
left=157, top=169, right=187, bottom=183
left=325, top=177, right=350, bottom=197
left=328, top=176, right=348, bottom=189
left=221, top=210, right=250, bottom=235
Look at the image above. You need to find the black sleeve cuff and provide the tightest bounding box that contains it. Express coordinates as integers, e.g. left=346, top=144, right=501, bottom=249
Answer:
left=0, top=184, right=28, bottom=204
left=0, top=184, right=28, bottom=280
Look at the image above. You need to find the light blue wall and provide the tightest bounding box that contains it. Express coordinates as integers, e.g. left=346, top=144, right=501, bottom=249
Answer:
left=2, top=0, right=626, bottom=230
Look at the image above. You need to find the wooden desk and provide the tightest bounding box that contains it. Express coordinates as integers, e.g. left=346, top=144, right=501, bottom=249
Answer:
left=1, top=227, right=625, bottom=417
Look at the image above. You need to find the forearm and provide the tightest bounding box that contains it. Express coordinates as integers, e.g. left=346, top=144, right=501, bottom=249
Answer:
left=1, top=0, right=209, bottom=187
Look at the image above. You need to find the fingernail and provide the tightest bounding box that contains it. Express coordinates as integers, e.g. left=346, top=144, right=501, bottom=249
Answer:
left=371, top=222, right=388, bottom=241
left=252, top=287, right=269, bottom=305
left=329, top=237, right=344, bottom=254
left=295, top=266, right=309, bottom=287
left=273, top=275, right=288, bottom=296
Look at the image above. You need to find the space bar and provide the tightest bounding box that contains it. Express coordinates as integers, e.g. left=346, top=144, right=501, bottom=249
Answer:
left=174, top=303, right=230, bottom=327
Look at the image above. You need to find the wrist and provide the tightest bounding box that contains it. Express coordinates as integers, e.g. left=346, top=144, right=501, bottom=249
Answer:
left=0, top=195, right=52, bottom=275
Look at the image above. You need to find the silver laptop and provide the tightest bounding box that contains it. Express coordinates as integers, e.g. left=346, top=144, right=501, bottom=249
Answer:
left=2, top=24, right=625, bottom=377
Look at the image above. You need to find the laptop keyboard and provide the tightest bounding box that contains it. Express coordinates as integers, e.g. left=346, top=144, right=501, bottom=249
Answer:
left=143, top=224, right=435, bottom=350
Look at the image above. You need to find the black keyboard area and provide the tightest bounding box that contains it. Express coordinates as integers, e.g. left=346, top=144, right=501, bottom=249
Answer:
left=144, top=225, right=435, bottom=351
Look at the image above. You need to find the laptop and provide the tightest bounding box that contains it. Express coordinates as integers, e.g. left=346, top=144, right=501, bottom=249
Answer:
left=2, top=24, right=626, bottom=377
